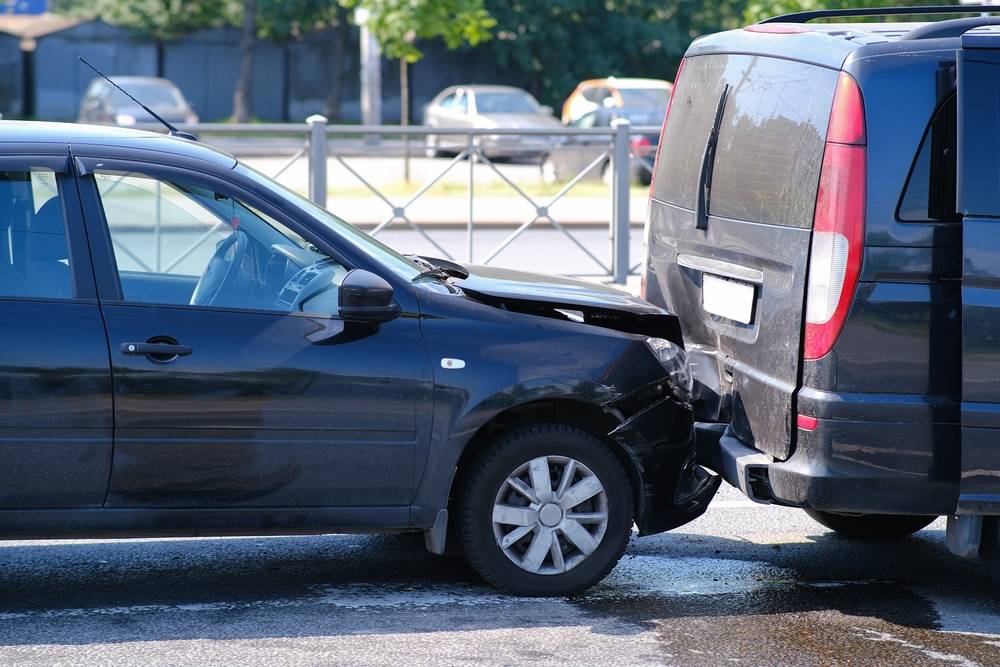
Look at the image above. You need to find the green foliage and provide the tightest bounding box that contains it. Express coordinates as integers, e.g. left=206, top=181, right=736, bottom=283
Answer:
left=51, top=0, right=238, bottom=41
left=483, top=0, right=747, bottom=108
left=339, top=0, right=496, bottom=62
left=256, top=0, right=348, bottom=41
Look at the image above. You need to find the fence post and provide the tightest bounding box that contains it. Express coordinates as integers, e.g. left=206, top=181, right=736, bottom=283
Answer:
left=611, top=118, right=631, bottom=284
left=306, top=114, right=328, bottom=208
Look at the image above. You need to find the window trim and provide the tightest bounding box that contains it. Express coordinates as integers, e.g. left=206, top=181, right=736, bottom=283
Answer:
left=0, top=156, right=98, bottom=302
left=75, top=157, right=358, bottom=313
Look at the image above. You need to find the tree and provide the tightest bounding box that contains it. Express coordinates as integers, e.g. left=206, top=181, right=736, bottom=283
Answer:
left=257, top=0, right=352, bottom=119
left=340, top=0, right=496, bottom=124
left=482, top=0, right=747, bottom=109
left=53, top=0, right=238, bottom=78
left=231, top=0, right=257, bottom=122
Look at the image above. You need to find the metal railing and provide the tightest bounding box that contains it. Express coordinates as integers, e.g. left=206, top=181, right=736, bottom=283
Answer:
left=139, top=118, right=659, bottom=283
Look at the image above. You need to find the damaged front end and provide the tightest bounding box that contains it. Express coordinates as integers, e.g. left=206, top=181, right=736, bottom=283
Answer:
left=591, top=331, right=719, bottom=536
left=456, top=269, right=720, bottom=535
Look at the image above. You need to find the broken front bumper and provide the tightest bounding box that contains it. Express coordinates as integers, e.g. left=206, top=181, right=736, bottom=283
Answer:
left=610, top=397, right=721, bottom=536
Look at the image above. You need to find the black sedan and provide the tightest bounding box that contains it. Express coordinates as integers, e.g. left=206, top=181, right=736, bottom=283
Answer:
left=0, top=121, right=717, bottom=595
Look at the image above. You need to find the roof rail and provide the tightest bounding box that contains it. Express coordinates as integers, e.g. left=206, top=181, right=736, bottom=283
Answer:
left=760, top=5, right=998, bottom=24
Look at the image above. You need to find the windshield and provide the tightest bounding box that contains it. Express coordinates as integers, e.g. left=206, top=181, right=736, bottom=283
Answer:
left=475, top=91, right=539, bottom=114
left=236, top=163, right=424, bottom=280
left=618, top=88, right=670, bottom=108
left=110, top=83, right=185, bottom=109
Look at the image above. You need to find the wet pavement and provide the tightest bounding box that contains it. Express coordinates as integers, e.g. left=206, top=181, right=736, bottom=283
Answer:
left=1, top=485, right=998, bottom=666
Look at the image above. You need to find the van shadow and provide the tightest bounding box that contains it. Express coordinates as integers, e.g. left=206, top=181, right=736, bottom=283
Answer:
left=0, top=528, right=994, bottom=647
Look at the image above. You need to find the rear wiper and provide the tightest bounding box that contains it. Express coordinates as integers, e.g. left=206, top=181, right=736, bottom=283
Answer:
left=695, top=84, right=730, bottom=231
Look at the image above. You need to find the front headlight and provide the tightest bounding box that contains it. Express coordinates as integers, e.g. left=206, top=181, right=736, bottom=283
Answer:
left=645, top=337, right=693, bottom=405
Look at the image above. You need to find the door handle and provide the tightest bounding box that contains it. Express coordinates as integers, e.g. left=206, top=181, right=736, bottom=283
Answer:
left=121, top=342, right=193, bottom=361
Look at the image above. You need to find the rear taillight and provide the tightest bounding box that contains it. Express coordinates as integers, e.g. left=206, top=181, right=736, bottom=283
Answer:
left=803, top=72, right=866, bottom=361
left=642, top=58, right=686, bottom=301
left=648, top=58, right=685, bottom=196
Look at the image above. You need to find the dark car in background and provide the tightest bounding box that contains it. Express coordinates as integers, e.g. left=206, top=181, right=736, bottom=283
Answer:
left=423, top=84, right=563, bottom=159
left=0, top=120, right=717, bottom=596
left=78, top=76, right=199, bottom=127
left=642, top=8, right=1000, bottom=583
left=541, top=107, right=663, bottom=185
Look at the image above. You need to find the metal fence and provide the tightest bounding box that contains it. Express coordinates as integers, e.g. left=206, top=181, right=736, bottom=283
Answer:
left=145, top=119, right=661, bottom=284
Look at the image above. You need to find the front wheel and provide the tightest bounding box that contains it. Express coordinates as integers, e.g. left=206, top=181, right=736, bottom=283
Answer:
left=457, top=424, right=633, bottom=596
left=805, top=509, right=936, bottom=540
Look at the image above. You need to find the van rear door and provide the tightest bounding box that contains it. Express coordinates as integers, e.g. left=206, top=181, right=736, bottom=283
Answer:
left=644, top=54, right=841, bottom=459
left=957, top=26, right=1000, bottom=514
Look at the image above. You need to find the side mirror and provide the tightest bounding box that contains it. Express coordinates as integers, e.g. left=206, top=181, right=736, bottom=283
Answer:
left=539, top=105, right=554, bottom=116
left=339, top=269, right=401, bottom=323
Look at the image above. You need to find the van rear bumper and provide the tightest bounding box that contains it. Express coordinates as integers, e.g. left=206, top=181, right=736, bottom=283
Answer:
left=695, top=397, right=960, bottom=515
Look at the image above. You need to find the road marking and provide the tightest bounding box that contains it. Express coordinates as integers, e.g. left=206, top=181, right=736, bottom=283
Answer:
left=855, top=628, right=983, bottom=667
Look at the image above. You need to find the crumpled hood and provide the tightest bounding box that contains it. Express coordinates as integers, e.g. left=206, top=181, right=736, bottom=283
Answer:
left=455, top=263, right=669, bottom=317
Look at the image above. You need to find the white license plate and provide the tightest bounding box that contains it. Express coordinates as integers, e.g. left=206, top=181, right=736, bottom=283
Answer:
left=702, top=274, right=755, bottom=324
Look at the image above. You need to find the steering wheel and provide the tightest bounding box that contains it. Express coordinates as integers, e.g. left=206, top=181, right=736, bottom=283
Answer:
left=190, top=230, right=250, bottom=307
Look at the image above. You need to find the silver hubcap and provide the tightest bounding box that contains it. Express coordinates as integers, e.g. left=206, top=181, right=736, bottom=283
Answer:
left=492, top=455, right=609, bottom=575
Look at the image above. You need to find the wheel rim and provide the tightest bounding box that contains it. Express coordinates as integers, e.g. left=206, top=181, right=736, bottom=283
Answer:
left=492, top=455, right=609, bottom=575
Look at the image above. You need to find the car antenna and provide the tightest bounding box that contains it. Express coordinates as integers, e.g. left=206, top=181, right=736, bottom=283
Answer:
left=77, top=57, right=198, bottom=141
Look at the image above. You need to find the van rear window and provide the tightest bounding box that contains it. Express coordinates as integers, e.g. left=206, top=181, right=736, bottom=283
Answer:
left=653, top=55, right=839, bottom=229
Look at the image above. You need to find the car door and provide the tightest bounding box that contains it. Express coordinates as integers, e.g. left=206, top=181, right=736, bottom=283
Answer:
left=957, top=27, right=1000, bottom=515
left=74, top=156, right=433, bottom=509
left=0, top=154, right=113, bottom=509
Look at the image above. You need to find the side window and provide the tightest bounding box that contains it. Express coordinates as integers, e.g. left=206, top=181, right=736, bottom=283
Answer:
left=898, top=94, right=960, bottom=223
left=0, top=168, right=73, bottom=300
left=439, top=92, right=457, bottom=109
left=93, top=171, right=347, bottom=314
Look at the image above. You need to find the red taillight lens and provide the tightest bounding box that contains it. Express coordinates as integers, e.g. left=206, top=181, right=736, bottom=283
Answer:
left=803, top=72, right=866, bottom=361
left=641, top=59, right=685, bottom=302
left=796, top=414, right=819, bottom=431
left=630, top=135, right=651, bottom=148
left=648, top=58, right=685, bottom=194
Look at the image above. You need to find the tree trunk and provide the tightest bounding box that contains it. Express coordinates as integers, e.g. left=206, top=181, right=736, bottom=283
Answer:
left=401, top=58, right=410, bottom=182
left=324, top=14, right=347, bottom=121
left=231, top=0, right=256, bottom=123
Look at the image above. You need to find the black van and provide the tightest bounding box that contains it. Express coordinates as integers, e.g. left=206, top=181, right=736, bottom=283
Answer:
left=642, top=6, right=1000, bottom=581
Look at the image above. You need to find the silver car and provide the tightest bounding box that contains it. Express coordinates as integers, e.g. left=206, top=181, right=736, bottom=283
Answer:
left=423, top=85, right=562, bottom=160
left=78, top=76, right=199, bottom=127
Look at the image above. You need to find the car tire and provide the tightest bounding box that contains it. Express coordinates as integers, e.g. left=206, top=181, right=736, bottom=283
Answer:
left=805, top=509, right=936, bottom=540
left=457, top=423, right=633, bottom=596
left=540, top=155, right=559, bottom=185
left=425, top=134, right=441, bottom=158
left=980, top=516, right=1000, bottom=585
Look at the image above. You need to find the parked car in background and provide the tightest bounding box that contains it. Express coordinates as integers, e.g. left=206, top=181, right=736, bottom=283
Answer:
left=424, top=85, right=562, bottom=160
left=562, top=78, right=672, bottom=125
left=642, top=8, right=1000, bottom=584
left=0, top=120, right=717, bottom=596
left=541, top=107, right=663, bottom=186
left=78, top=76, right=198, bottom=127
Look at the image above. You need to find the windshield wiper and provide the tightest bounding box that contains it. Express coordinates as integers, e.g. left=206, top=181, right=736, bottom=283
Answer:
left=412, top=267, right=452, bottom=282
left=405, top=254, right=470, bottom=280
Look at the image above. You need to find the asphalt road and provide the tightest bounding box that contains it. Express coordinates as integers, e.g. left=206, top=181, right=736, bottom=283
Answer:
left=2, top=485, right=998, bottom=666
